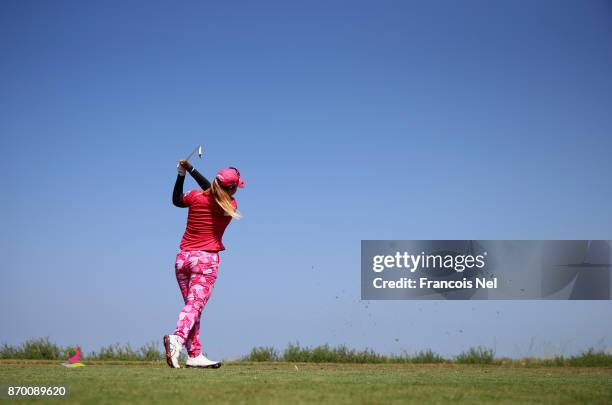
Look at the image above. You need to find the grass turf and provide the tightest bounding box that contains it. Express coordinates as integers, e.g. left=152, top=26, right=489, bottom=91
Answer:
left=0, top=361, right=611, bottom=404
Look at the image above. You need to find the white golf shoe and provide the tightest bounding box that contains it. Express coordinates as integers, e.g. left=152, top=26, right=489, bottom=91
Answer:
left=185, top=354, right=222, bottom=369
left=163, top=335, right=182, bottom=369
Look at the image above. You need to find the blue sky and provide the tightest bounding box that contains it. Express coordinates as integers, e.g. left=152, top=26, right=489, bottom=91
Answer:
left=1, top=0, right=611, bottom=359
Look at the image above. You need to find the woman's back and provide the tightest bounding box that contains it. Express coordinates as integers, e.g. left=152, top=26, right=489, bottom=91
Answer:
left=180, top=190, right=237, bottom=251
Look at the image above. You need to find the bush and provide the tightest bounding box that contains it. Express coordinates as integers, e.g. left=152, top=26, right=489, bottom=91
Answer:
left=138, top=341, right=165, bottom=362
left=456, top=347, right=496, bottom=364
left=0, top=338, right=76, bottom=360
left=3, top=338, right=611, bottom=367
left=243, top=346, right=279, bottom=362
left=0, top=343, right=18, bottom=359
left=408, top=349, right=447, bottom=364
left=88, top=341, right=165, bottom=361
left=567, top=349, right=612, bottom=367
left=0, top=338, right=165, bottom=362
left=282, top=343, right=387, bottom=363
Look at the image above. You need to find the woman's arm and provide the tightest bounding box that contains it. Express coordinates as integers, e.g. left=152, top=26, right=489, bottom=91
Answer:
left=181, top=160, right=211, bottom=190
left=188, top=167, right=211, bottom=190
left=173, top=165, right=188, bottom=208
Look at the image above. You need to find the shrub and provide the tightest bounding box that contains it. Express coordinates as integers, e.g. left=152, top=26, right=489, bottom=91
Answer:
left=0, top=338, right=69, bottom=360
left=408, top=349, right=447, bottom=364
left=243, top=346, right=279, bottom=362
left=456, top=347, right=496, bottom=364
left=567, top=349, right=612, bottom=367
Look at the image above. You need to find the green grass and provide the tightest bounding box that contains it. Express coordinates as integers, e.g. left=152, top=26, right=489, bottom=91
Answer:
left=0, top=361, right=611, bottom=404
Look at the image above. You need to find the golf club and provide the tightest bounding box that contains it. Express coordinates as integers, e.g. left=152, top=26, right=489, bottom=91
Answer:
left=185, top=145, right=203, bottom=161
left=177, top=145, right=203, bottom=170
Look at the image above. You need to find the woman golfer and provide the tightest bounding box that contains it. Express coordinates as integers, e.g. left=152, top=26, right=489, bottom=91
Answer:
left=164, top=160, right=244, bottom=369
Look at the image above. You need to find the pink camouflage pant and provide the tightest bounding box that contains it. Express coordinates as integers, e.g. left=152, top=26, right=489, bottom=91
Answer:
left=173, top=250, right=219, bottom=357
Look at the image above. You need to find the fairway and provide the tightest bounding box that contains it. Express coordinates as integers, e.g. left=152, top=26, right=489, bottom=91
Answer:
left=1, top=362, right=611, bottom=404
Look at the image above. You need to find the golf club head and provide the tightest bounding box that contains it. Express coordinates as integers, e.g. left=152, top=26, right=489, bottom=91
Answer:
left=185, top=145, right=203, bottom=161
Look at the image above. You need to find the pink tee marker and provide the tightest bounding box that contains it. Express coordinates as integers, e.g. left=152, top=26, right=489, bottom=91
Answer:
left=61, top=346, right=85, bottom=368
left=66, top=346, right=81, bottom=364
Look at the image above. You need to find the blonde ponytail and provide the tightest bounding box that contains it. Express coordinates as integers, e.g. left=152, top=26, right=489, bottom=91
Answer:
left=209, top=178, right=241, bottom=219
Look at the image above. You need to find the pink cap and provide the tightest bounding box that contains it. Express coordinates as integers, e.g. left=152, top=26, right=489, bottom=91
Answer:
left=216, top=167, right=245, bottom=188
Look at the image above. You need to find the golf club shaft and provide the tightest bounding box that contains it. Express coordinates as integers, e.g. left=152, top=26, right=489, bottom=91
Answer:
left=185, top=147, right=198, bottom=161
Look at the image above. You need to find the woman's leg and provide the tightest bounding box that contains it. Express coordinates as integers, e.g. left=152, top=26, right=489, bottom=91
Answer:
left=173, top=251, right=219, bottom=357
left=175, top=250, right=191, bottom=299
left=174, top=250, right=196, bottom=353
